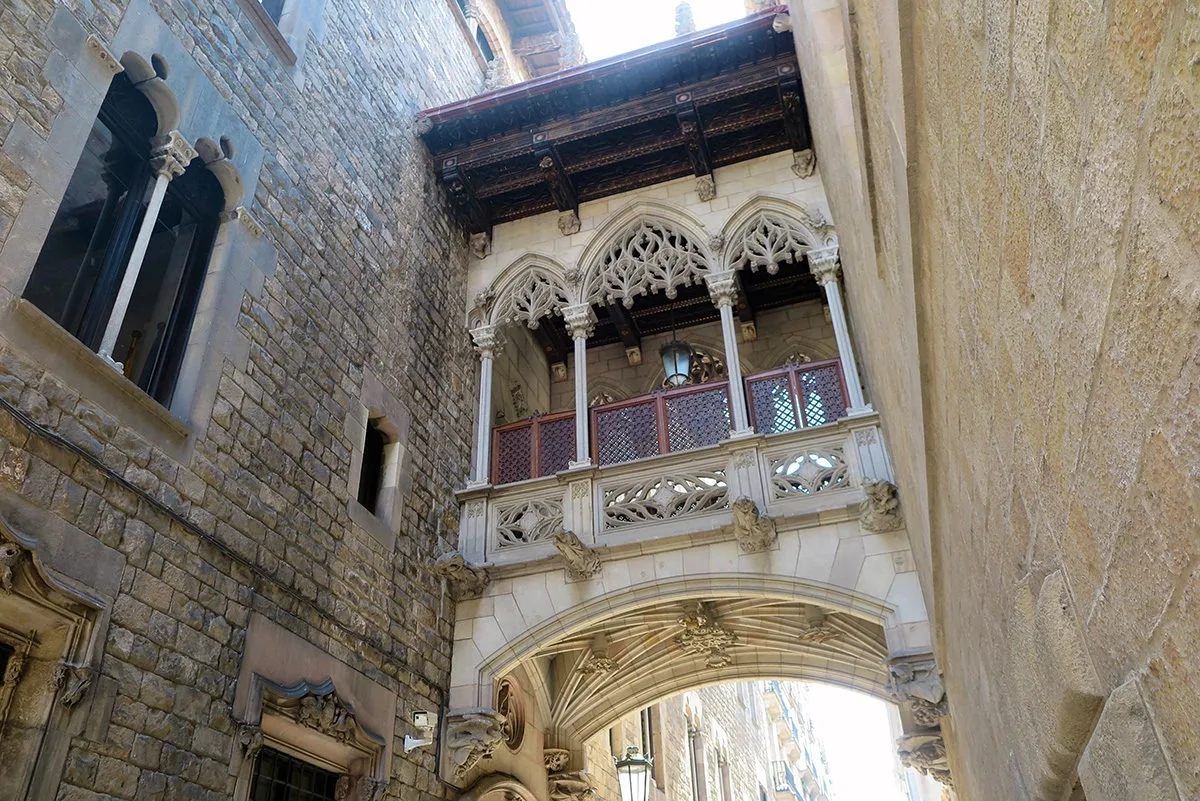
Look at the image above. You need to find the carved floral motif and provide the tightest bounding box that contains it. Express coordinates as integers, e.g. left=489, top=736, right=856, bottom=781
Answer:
left=297, top=691, right=359, bottom=742
left=730, top=497, right=777, bottom=553
left=675, top=602, right=737, bottom=668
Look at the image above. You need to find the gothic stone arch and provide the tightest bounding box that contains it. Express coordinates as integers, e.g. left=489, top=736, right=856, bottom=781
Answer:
left=719, top=196, right=838, bottom=274
left=479, top=254, right=572, bottom=330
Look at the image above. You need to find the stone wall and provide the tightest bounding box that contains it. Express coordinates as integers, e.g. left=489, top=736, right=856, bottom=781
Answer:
left=786, top=0, right=1200, bottom=798
left=0, top=0, right=489, bottom=799
left=492, top=324, right=552, bottom=423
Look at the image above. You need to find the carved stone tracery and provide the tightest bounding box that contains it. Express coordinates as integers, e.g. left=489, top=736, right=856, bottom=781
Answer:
left=584, top=218, right=708, bottom=307
left=491, top=266, right=570, bottom=329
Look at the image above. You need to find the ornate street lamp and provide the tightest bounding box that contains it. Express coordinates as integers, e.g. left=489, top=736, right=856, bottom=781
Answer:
left=660, top=339, right=692, bottom=387
left=615, top=746, right=653, bottom=801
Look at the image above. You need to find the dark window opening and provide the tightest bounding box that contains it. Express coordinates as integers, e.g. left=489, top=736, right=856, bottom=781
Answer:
left=260, top=0, right=286, bottom=23
left=476, top=28, right=495, bottom=62
left=23, top=71, right=223, bottom=407
left=0, top=643, right=12, bottom=685
left=357, top=418, right=387, bottom=512
left=454, top=0, right=468, bottom=14
left=250, top=747, right=340, bottom=801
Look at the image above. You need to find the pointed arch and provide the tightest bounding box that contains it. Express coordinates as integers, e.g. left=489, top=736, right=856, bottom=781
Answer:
left=720, top=195, right=838, bottom=274
left=576, top=201, right=715, bottom=308
left=482, top=253, right=571, bottom=329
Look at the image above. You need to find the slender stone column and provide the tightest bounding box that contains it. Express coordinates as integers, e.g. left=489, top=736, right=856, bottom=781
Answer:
left=98, top=131, right=197, bottom=369
left=808, top=245, right=870, bottom=413
left=562, top=304, right=596, bottom=468
left=705, top=271, right=751, bottom=435
left=469, top=325, right=503, bottom=487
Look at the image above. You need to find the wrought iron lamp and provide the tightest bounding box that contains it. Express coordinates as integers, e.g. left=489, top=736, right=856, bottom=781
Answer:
left=615, top=746, right=653, bottom=801
left=660, top=303, right=692, bottom=387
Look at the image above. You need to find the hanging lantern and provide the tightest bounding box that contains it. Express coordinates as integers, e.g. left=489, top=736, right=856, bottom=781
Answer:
left=660, top=339, right=692, bottom=387
left=615, top=746, right=654, bottom=801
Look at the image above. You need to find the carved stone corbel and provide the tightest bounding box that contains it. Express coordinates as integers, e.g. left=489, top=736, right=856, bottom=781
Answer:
left=470, top=232, right=492, bottom=260
left=553, top=530, right=601, bottom=580
left=544, top=748, right=571, bottom=773
left=446, top=708, right=506, bottom=779
left=0, top=540, right=24, bottom=593
left=860, top=480, right=903, bottom=532
left=431, top=552, right=490, bottom=600
left=730, top=498, right=777, bottom=553
left=797, top=606, right=841, bottom=644
left=791, top=148, right=816, bottom=178
left=51, top=662, right=94, bottom=708
left=237, top=723, right=264, bottom=763
left=896, top=732, right=953, bottom=788
left=887, top=657, right=948, bottom=728
left=557, top=210, right=581, bottom=236
left=548, top=770, right=596, bottom=801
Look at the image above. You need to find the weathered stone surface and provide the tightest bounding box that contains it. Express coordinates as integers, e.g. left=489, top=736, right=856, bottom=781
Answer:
left=1077, top=678, right=1181, bottom=801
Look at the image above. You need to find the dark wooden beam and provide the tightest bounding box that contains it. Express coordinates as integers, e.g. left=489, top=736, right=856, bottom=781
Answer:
left=535, top=143, right=579, bottom=214
left=777, top=76, right=813, bottom=153
left=440, top=161, right=491, bottom=234
left=676, top=100, right=712, bottom=179
left=734, top=271, right=755, bottom=324
left=606, top=302, right=642, bottom=351
left=532, top=321, right=571, bottom=365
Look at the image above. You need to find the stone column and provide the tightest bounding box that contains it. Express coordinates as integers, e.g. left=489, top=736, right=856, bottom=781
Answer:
left=468, top=325, right=503, bottom=487
left=98, top=131, right=197, bottom=369
left=705, top=271, right=751, bottom=436
left=562, top=304, right=596, bottom=468
left=808, top=245, right=870, bottom=413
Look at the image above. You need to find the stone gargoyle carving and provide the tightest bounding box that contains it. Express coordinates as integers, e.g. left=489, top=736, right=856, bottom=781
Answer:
left=896, top=732, right=953, bottom=788
left=731, top=498, right=777, bottom=553
left=544, top=748, right=572, bottom=773
left=470, top=232, right=492, bottom=260
left=791, top=148, right=816, bottom=179
left=297, top=691, right=359, bottom=742
left=238, top=723, right=264, bottom=762
left=52, top=663, right=94, bottom=708
left=0, top=540, right=24, bottom=593
left=446, top=708, right=506, bottom=779
left=553, top=530, right=601, bottom=580
left=675, top=602, right=738, bottom=668
left=431, top=552, right=490, bottom=600
left=860, top=480, right=904, bottom=532
left=548, top=770, right=596, bottom=801
left=887, top=657, right=948, bottom=728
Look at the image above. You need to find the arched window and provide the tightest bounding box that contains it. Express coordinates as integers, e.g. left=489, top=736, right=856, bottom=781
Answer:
left=23, top=72, right=223, bottom=406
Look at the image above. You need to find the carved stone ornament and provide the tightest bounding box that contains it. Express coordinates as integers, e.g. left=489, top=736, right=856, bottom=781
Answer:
left=792, top=148, right=816, bottom=178
left=562, top=305, right=597, bottom=341
left=553, top=529, right=601, bottom=581
left=297, top=691, right=359, bottom=742
left=471, top=325, right=504, bottom=358
left=470, top=232, right=492, bottom=260
left=558, top=210, right=582, bottom=236
left=544, top=748, right=572, bottom=773
left=549, top=770, right=596, bottom=801
left=771, top=12, right=793, bottom=33
left=0, top=540, right=24, bottom=593
left=708, top=233, right=725, bottom=254
left=896, top=732, right=953, bottom=788
left=705, top=270, right=738, bottom=309
left=431, top=552, right=490, bottom=600
left=496, top=678, right=526, bottom=751
left=696, top=175, right=716, bottom=201
left=807, top=245, right=840, bottom=286
left=860, top=480, right=904, bottom=532
left=336, top=776, right=355, bottom=801
left=578, top=655, right=618, bottom=675
left=625, top=345, right=643, bottom=366
left=238, top=723, right=264, bottom=762
left=219, top=206, right=265, bottom=238
left=730, top=497, right=777, bottom=553
left=739, top=320, right=757, bottom=342
left=887, top=657, right=948, bottom=727
left=583, top=218, right=708, bottom=308
left=52, top=662, right=94, bottom=708
left=797, top=606, right=841, bottom=644
left=675, top=601, right=738, bottom=668
left=446, top=709, right=506, bottom=778
left=359, top=777, right=390, bottom=801
left=414, top=115, right=435, bottom=136
left=551, top=361, right=568, bottom=382
left=150, top=131, right=197, bottom=180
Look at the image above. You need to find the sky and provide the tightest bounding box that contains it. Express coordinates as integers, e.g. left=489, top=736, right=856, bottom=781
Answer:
left=564, top=0, right=747, bottom=61
left=803, top=684, right=909, bottom=801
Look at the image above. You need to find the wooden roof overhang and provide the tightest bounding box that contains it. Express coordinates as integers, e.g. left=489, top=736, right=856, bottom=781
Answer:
left=417, top=7, right=811, bottom=234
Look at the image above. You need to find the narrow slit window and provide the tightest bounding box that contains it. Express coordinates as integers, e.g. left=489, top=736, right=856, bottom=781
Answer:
left=357, top=418, right=387, bottom=513
left=476, top=28, right=495, bottom=62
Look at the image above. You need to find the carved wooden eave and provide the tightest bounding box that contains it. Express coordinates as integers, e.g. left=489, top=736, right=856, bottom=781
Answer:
left=417, top=6, right=811, bottom=232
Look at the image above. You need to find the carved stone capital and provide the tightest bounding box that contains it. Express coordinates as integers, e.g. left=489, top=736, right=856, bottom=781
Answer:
left=544, top=748, right=572, bottom=773
left=860, top=480, right=903, bottom=532
left=470, top=325, right=504, bottom=358
left=791, top=148, right=816, bottom=178
left=705, top=270, right=738, bottom=308
left=431, top=552, right=490, bottom=600
left=470, top=232, right=492, bottom=260
left=562, top=305, right=596, bottom=341
left=553, top=529, right=601, bottom=580
left=730, top=497, right=776, bottom=553
left=445, top=708, right=506, bottom=779
left=557, top=210, right=581, bottom=236
left=0, top=540, right=24, bottom=593
left=696, top=175, right=716, bottom=201
left=150, top=131, right=197, bottom=180
left=549, top=770, right=596, bottom=801
left=675, top=601, right=737, bottom=668
left=807, top=245, right=840, bottom=286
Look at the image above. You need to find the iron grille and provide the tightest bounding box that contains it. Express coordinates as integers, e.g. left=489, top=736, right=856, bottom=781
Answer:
left=594, top=401, right=660, bottom=465
left=538, top=416, right=576, bottom=476
left=250, top=748, right=340, bottom=801
left=798, top=363, right=846, bottom=426
left=495, top=426, right=533, bottom=484
left=665, top=387, right=730, bottom=452
left=748, top=374, right=798, bottom=434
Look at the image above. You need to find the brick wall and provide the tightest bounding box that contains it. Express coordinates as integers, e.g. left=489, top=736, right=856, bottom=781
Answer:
left=0, top=0, right=489, bottom=798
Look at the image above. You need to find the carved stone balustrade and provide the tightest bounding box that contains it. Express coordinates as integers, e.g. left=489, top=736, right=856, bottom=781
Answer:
left=455, top=410, right=893, bottom=566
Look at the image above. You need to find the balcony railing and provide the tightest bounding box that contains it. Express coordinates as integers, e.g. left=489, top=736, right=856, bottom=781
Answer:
left=491, top=360, right=851, bottom=485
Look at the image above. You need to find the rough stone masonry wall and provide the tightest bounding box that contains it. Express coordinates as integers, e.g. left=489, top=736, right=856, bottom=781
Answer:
left=793, top=0, right=1200, bottom=798
left=0, top=0, right=486, bottom=799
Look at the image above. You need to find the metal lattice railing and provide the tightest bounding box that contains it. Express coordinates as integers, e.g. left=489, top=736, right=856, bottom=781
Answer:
left=746, top=359, right=848, bottom=434
left=489, top=361, right=851, bottom=485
